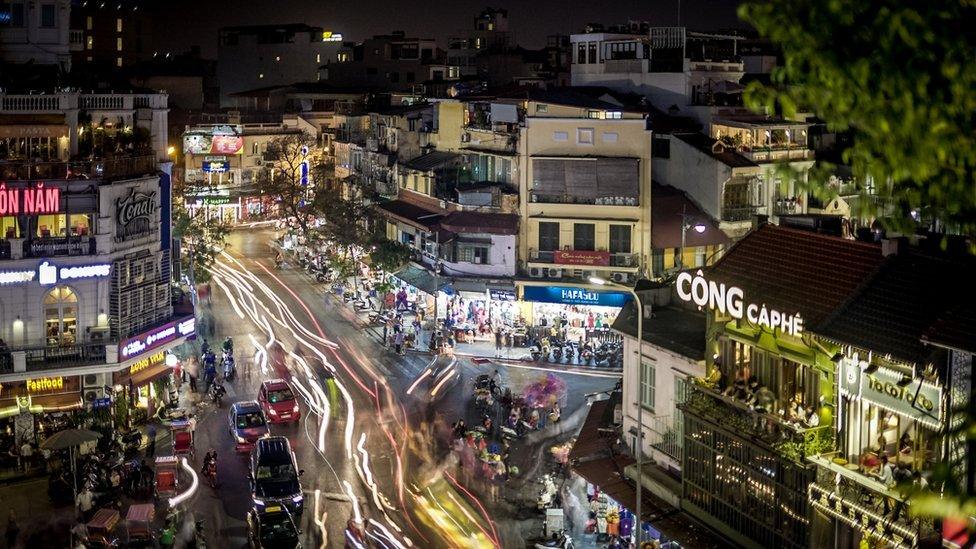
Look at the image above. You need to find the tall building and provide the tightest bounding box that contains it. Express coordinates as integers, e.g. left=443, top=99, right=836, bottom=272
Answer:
left=0, top=89, right=191, bottom=445
left=69, top=0, right=154, bottom=70
left=217, top=24, right=344, bottom=107
left=319, top=32, right=452, bottom=93
left=447, top=7, right=512, bottom=77
left=0, top=0, right=72, bottom=70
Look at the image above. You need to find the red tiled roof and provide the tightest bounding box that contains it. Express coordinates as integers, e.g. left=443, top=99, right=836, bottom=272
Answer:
left=651, top=182, right=730, bottom=249
left=708, top=224, right=885, bottom=326
left=439, top=211, right=519, bottom=235
left=923, top=305, right=976, bottom=354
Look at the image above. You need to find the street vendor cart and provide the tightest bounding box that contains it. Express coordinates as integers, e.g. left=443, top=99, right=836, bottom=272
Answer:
left=85, top=507, right=120, bottom=548
left=125, top=503, right=155, bottom=546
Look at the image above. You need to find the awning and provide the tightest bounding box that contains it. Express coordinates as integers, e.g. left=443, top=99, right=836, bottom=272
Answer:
left=30, top=392, right=83, bottom=412
left=569, top=399, right=614, bottom=461
left=374, top=200, right=444, bottom=232
left=392, top=264, right=441, bottom=295
left=128, top=363, right=173, bottom=388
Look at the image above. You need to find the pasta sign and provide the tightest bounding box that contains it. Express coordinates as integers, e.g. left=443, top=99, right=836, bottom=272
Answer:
left=0, top=183, right=61, bottom=215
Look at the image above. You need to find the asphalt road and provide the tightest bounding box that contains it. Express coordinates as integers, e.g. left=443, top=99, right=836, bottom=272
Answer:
left=178, top=229, right=618, bottom=548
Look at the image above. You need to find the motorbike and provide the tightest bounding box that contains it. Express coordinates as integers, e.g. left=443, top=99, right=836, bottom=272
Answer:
left=120, top=429, right=143, bottom=455
left=203, top=459, right=217, bottom=488
left=221, top=351, right=236, bottom=382
left=535, top=530, right=574, bottom=549
left=551, top=343, right=563, bottom=362
left=222, top=337, right=234, bottom=354
left=192, top=519, right=207, bottom=549
left=209, top=381, right=226, bottom=407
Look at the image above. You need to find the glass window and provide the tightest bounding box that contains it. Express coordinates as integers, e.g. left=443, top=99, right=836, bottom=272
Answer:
left=588, top=42, right=597, bottom=63
left=1, top=217, right=20, bottom=238
left=8, top=3, right=24, bottom=27
left=573, top=223, right=595, bottom=251
left=37, top=214, right=67, bottom=237
left=641, top=360, right=656, bottom=410
left=609, top=225, right=631, bottom=254
left=538, top=222, right=559, bottom=252
left=44, top=286, right=78, bottom=346
left=237, top=411, right=266, bottom=429
left=86, top=15, right=92, bottom=30
left=268, top=388, right=295, bottom=403
left=577, top=128, right=594, bottom=144
left=40, top=4, right=55, bottom=28
left=576, top=43, right=586, bottom=64
left=116, top=18, right=122, bottom=32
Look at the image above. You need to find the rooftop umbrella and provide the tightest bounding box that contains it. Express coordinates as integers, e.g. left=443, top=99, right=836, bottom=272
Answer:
left=41, top=428, right=102, bottom=517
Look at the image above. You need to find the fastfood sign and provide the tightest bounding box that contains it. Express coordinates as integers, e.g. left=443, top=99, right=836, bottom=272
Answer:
left=676, top=270, right=804, bottom=336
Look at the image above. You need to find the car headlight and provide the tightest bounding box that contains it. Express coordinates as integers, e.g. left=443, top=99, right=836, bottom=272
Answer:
left=253, top=497, right=265, bottom=507
left=292, top=404, right=300, bottom=413
left=268, top=408, right=278, bottom=415
left=292, top=495, right=304, bottom=504
left=236, top=435, right=247, bottom=443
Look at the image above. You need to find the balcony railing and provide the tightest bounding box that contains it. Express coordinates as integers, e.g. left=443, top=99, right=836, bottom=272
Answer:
left=25, top=342, right=108, bottom=372
left=680, top=383, right=834, bottom=464
left=0, top=155, right=157, bottom=181
left=773, top=196, right=801, bottom=216
left=808, top=458, right=938, bottom=548
left=721, top=205, right=760, bottom=222
left=529, top=192, right=638, bottom=206
left=647, top=414, right=682, bottom=463
left=742, top=148, right=814, bottom=163
left=462, top=127, right=518, bottom=154
left=24, top=236, right=96, bottom=258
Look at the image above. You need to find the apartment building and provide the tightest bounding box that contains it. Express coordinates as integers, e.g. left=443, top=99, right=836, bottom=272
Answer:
left=69, top=0, right=154, bottom=69
left=0, top=0, right=71, bottom=70
left=320, top=32, right=454, bottom=93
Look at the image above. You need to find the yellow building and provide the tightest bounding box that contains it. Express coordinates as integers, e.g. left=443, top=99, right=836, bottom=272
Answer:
left=518, top=95, right=652, bottom=285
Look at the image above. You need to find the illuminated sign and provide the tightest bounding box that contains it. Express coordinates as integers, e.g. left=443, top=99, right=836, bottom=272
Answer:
left=841, top=359, right=943, bottom=427
left=809, top=484, right=916, bottom=547
left=183, top=126, right=243, bottom=155
left=522, top=285, right=631, bottom=307
left=197, top=196, right=231, bottom=206
left=322, top=31, right=343, bottom=42
left=676, top=270, right=804, bottom=336
left=554, top=250, right=610, bottom=266
left=38, top=261, right=112, bottom=285
left=0, top=269, right=36, bottom=285
left=27, top=376, right=64, bottom=394
left=0, top=183, right=62, bottom=216
left=202, top=161, right=230, bottom=173
left=130, top=351, right=166, bottom=375
left=120, top=315, right=196, bottom=359
left=116, top=188, right=158, bottom=241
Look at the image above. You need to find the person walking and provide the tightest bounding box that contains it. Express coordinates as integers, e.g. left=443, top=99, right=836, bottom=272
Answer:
left=19, top=440, right=32, bottom=472
left=394, top=330, right=405, bottom=355
left=146, top=424, right=157, bottom=457
left=494, top=328, right=503, bottom=358
left=505, top=329, right=513, bottom=357
left=185, top=356, right=200, bottom=393
left=140, top=460, right=154, bottom=493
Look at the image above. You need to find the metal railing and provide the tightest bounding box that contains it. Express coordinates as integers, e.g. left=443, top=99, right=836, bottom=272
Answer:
left=25, top=341, right=108, bottom=372
left=24, top=236, right=96, bottom=258
left=0, top=155, right=157, bottom=181
left=529, top=192, right=638, bottom=206
left=647, top=414, right=683, bottom=463
left=722, top=205, right=760, bottom=222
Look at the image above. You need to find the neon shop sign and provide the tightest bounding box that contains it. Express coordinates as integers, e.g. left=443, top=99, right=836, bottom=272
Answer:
left=676, top=270, right=804, bottom=336
left=0, top=183, right=62, bottom=215
left=38, top=261, right=112, bottom=285
left=120, top=315, right=196, bottom=359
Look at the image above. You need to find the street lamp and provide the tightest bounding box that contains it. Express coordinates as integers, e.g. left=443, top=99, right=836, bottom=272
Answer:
left=589, top=275, right=644, bottom=542
left=678, top=206, right=707, bottom=269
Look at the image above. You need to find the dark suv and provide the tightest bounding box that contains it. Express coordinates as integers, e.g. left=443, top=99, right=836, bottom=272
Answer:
left=249, top=436, right=304, bottom=517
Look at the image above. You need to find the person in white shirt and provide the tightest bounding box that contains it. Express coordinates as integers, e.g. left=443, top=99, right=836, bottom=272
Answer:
left=76, top=486, right=95, bottom=519
left=19, top=442, right=32, bottom=471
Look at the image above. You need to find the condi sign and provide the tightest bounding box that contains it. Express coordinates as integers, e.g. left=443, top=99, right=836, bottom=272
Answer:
left=676, top=271, right=805, bottom=336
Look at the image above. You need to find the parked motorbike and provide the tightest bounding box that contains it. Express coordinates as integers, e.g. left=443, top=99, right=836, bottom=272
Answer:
left=209, top=380, right=226, bottom=407
left=120, top=429, right=143, bottom=455
left=537, top=474, right=559, bottom=510
left=535, top=530, right=574, bottom=549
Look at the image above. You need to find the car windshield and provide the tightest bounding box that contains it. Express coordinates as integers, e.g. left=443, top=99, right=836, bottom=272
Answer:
left=268, top=388, right=294, bottom=403
left=261, top=513, right=298, bottom=543
left=237, top=411, right=266, bottom=429
left=256, top=463, right=295, bottom=482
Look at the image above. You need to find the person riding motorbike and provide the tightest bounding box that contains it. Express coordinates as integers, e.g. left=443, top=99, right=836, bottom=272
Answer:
left=200, top=339, right=211, bottom=356
left=209, top=379, right=226, bottom=406
left=202, top=352, right=217, bottom=390
left=222, top=337, right=233, bottom=353
left=202, top=450, right=217, bottom=487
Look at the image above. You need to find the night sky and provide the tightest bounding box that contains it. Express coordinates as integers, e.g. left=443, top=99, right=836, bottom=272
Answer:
left=150, top=0, right=747, bottom=57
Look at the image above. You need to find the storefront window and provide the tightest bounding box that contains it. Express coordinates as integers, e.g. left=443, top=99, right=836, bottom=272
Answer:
left=717, top=337, right=820, bottom=419
left=1, top=217, right=19, bottom=239
left=44, top=286, right=78, bottom=346
left=36, top=214, right=67, bottom=237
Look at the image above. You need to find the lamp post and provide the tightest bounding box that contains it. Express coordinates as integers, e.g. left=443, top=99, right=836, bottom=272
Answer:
left=678, top=206, right=707, bottom=269
left=589, top=275, right=643, bottom=542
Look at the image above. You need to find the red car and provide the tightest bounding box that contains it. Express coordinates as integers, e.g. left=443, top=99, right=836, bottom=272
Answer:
left=258, top=379, right=301, bottom=424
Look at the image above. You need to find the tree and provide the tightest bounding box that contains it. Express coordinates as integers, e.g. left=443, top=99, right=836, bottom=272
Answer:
left=172, top=176, right=230, bottom=284
left=258, top=132, right=327, bottom=246
left=368, top=238, right=413, bottom=274
left=739, top=0, right=976, bottom=236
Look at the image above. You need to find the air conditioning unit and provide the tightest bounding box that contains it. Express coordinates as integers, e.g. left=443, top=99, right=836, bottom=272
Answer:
left=83, top=372, right=107, bottom=390
left=460, top=132, right=471, bottom=143
left=84, top=387, right=107, bottom=402
left=611, top=272, right=631, bottom=284
left=254, top=159, right=264, bottom=167
left=546, top=268, right=563, bottom=278
left=581, top=270, right=596, bottom=280
left=528, top=267, right=545, bottom=278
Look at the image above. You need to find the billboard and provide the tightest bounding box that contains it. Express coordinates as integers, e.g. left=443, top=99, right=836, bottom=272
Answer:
left=183, top=125, right=243, bottom=155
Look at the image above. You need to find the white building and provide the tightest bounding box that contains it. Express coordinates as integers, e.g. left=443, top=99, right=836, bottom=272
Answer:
left=0, top=0, right=71, bottom=70
left=0, top=91, right=191, bottom=443
left=611, top=298, right=707, bottom=506
left=570, top=27, right=744, bottom=124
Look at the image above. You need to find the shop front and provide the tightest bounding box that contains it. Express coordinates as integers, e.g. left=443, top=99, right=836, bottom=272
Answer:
left=390, top=264, right=439, bottom=320
left=520, top=284, right=630, bottom=344
left=437, top=280, right=520, bottom=344
left=113, top=350, right=174, bottom=422
left=0, top=375, right=82, bottom=460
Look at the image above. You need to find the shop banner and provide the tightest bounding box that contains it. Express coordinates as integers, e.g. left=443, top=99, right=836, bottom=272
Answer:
left=120, top=314, right=196, bottom=360
left=860, top=367, right=943, bottom=425
left=202, top=160, right=231, bottom=173
left=554, top=250, right=610, bottom=266
left=522, top=285, right=631, bottom=307
left=489, top=288, right=517, bottom=301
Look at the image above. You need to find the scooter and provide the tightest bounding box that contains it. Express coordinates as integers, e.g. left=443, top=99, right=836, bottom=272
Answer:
left=221, top=353, right=236, bottom=382
left=535, top=530, right=574, bottom=549
left=537, top=474, right=558, bottom=510
left=209, top=380, right=226, bottom=407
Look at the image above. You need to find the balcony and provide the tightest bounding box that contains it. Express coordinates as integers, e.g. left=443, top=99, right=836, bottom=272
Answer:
left=0, top=341, right=108, bottom=374
left=741, top=147, right=814, bottom=163
left=721, top=205, right=760, bottom=223
left=529, top=192, right=638, bottom=206
left=462, top=127, right=518, bottom=155
left=24, top=236, right=96, bottom=258
left=808, top=457, right=938, bottom=548
left=772, top=196, right=801, bottom=216
left=681, top=383, right=834, bottom=464
left=0, top=155, right=157, bottom=182
left=69, top=29, right=85, bottom=52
